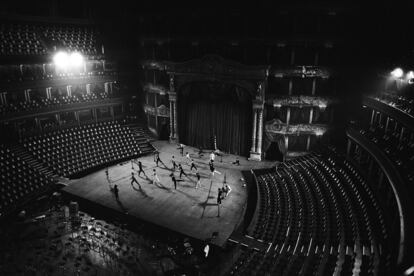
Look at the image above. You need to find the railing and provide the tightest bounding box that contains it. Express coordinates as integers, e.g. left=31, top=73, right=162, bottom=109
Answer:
left=347, top=127, right=414, bottom=268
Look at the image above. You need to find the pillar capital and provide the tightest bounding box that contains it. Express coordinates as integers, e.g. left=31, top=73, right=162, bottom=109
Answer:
left=168, top=91, right=177, bottom=101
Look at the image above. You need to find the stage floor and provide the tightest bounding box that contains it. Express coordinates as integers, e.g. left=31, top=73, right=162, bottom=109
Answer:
left=63, top=141, right=275, bottom=247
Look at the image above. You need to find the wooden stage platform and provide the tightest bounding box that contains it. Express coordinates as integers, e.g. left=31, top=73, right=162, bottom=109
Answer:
left=63, top=141, right=275, bottom=247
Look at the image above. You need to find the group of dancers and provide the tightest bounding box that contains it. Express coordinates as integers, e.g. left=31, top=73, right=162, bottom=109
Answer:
left=110, top=143, right=240, bottom=198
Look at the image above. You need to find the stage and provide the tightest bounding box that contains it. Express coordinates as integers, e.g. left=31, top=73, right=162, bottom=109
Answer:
left=62, top=141, right=275, bottom=247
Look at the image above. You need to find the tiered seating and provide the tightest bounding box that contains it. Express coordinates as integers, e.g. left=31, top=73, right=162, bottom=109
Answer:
left=355, top=123, right=414, bottom=194
left=228, top=149, right=387, bottom=275
left=0, top=145, right=54, bottom=217
left=0, top=23, right=47, bottom=56
left=374, top=93, right=414, bottom=117
left=21, top=121, right=154, bottom=177
left=0, top=92, right=110, bottom=116
left=41, top=24, right=98, bottom=56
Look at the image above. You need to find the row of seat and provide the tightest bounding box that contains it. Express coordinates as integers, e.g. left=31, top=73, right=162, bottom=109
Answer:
left=0, top=22, right=98, bottom=56
left=374, top=93, right=414, bottom=117
left=0, top=23, right=47, bottom=56
left=0, top=145, right=54, bottom=218
left=22, top=121, right=154, bottom=177
left=228, top=148, right=388, bottom=275
left=0, top=92, right=110, bottom=116
left=355, top=123, right=414, bottom=196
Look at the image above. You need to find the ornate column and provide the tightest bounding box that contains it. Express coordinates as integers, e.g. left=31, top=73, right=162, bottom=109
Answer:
left=257, top=108, right=264, bottom=155
left=249, top=99, right=264, bottom=161
left=168, top=74, right=178, bottom=142
left=169, top=100, right=173, bottom=138
left=250, top=109, right=257, bottom=153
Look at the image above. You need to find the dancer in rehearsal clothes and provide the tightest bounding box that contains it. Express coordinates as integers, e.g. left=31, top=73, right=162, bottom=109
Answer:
left=178, top=164, right=187, bottom=179
left=138, top=161, right=145, bottom=176
left=171, top=156, right=177, bottom=171
left=209, top=161, right=221, bottom=177
left=190, top=159, right=197, bottom=171
left=154, top=151, right=162, bottom=167
left=131, top=172, right=141, bottom=190
left=196, top=172, right=201, bottom=189
left=223, top=184, right=232, bottom=197
left=152, top=169, right=160, bottom=185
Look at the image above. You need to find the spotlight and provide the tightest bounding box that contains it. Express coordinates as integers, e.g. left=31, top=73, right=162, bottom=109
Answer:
left=315, top=130, right=324, bottom=136
left=405, top=266, right=414, bottom=275
left=407, top=71, right=414, bottom=84
left=53, top=51, right=69, bottom=69
left=69, top=52, right=84, bottom=67
left=391, top=68, right=403, bottom=78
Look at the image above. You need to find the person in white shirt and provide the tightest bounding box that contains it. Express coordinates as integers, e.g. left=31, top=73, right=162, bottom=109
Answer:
left=210, top=152, right=215, bottom=163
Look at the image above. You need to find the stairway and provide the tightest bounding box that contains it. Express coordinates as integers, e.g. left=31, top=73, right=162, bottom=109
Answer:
left=127, top=124, right=156, bottom=154
left=9, top=143, right=59, bottom=180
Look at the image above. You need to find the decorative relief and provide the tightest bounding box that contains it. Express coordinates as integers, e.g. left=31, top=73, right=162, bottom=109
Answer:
left=143, top=83, right=167, bottom=95
left=272, top=65, right=330, bottom=79
left=270, top=96, right=336, bottom=108
left=265, top=119, right=328, bottom=138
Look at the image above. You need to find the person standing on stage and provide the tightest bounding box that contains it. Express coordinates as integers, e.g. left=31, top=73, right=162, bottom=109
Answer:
left=171, top=156, right=177, bottom=171
left=138, top=161, right=145, bottom=176
left=178, top=143, right=184, bottom=156
left=114, top=184, right=119, bottom=199
left=171, top=174, right=177, bottom=190
left=190, top=159, right=197, bottom=171
left=185, top=152, right=191, bottom=162
left=152, top=169, right=160, bottom=185
left=131, top=172, right=141, bottom=190
left=209, top=161, right=221, bottom=177
left=178, top=164, right=187, bottom=179
left=223, top=184, right=232, bottom=198
left=210, top=151, right=215, bottom=163
left=154, top=151, right=162, bottom=167
left=196, top=172, right=201, bottom=189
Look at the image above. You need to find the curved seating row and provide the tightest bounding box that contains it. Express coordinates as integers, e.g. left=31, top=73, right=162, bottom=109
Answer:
left=228, top=149, right=388, bottom=275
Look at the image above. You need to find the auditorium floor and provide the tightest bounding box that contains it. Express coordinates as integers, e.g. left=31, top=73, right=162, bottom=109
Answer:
left=63, top=141, right=275, bottom=247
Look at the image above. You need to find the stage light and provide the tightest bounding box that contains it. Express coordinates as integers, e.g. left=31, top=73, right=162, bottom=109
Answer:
left=407, top=71, right=414, bottom=84
left=53, top=51, right=69, bottom=69
left=315, top=130, right=324, bottom=136
left=391, top=68, right=403, bottom=78
left=405, top=266, right=414, bottom=275
left=70, top=52, right=84, bottom=67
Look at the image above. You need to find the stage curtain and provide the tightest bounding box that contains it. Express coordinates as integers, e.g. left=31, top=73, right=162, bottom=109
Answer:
left=177, top=82, right=252, bottom=156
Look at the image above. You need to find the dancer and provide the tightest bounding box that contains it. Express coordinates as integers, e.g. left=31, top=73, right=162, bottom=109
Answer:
left=171, top=174, right=177, bottom=190
left=138, top=161, right=145, bottom=176
left=152, top=169, right=160, bottom=185
left=178, top=164, right=187, bottom=179
left=223, top=184, right=232, bottom=197
left=190, top=159, right=197, bottom=171
left=232, top=158, right=240, bottom=166
left=185, top=152, right=191, bottom=162
left=210, top=151, right=215, bottom=163
left=154, top=151, right=162, bottom=167
left=113, top=184, right=119, bottom=199
left=209, top=161, right=221, bottom=177
left=178, top=143, right=184, bottom=156
left=131, top=172, right=141, bottom=190
left=196, top=172, right=201, bottom=189
left=171, top=156, right=177, bottom=171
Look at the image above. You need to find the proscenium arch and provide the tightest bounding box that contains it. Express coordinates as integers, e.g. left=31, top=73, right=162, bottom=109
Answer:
left=176, top=80, right=253, bottom=156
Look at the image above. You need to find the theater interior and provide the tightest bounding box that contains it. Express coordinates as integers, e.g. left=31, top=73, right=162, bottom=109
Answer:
left=1, top=1, right=414, bottom=275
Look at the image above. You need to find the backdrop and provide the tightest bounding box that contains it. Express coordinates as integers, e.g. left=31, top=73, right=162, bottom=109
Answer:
left=177, top=81, right=252, bottom=156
